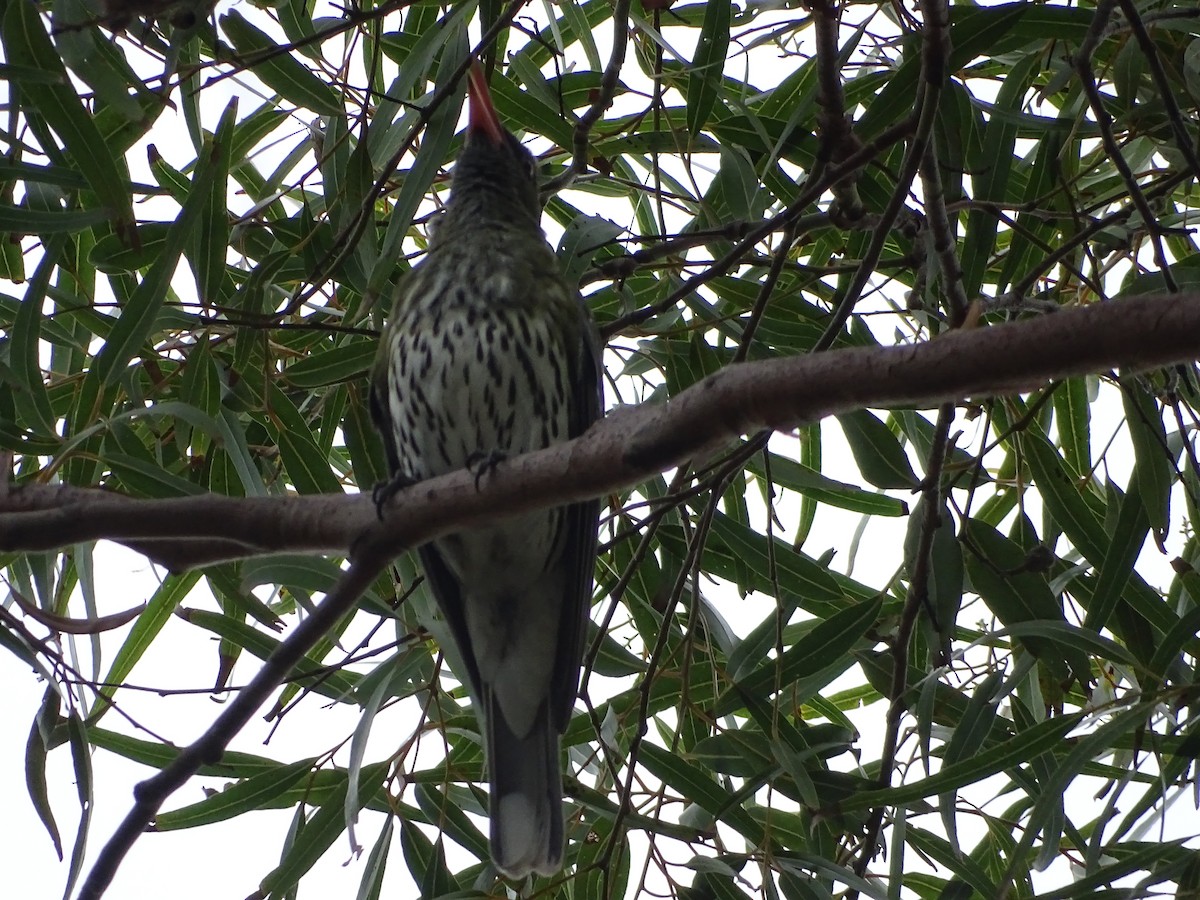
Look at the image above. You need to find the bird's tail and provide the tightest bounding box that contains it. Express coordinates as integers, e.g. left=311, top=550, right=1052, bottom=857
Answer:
left=486, top=695, right=563, bottom=878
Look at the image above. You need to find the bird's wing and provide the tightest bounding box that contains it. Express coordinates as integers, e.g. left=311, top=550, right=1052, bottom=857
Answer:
left=417, top=542, right=485, bottom=702
left=367, top=359, right=402, bottom=477
left=549, top=303, right=604, bottom=734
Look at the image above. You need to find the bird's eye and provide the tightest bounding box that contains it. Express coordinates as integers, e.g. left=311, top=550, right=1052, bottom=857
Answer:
left=517, top=147, right=537, bottom=178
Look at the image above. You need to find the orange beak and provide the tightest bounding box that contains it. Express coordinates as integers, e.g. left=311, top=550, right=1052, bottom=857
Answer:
left=467, top=61, right=506, bottom=146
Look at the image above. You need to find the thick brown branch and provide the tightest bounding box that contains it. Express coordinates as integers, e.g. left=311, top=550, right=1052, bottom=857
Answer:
left=624, top=294, right=1200, bottom=469
left=4, top=294, right=1200, bottom=567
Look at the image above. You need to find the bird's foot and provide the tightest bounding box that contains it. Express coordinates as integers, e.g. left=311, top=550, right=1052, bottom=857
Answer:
left=466, top=449, right=506, bottom=491
left=372, top=472, right=417, bottom=520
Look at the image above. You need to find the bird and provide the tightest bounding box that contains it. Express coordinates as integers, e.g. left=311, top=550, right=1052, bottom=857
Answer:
left=368, top=61, right=602, bottom=879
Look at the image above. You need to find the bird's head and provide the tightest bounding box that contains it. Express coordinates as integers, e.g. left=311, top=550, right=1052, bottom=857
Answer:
left=446, top=63, right=542, bottom=224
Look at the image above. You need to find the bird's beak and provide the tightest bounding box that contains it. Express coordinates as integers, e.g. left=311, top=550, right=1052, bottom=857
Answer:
left=467, top=61, right=506, bottom=147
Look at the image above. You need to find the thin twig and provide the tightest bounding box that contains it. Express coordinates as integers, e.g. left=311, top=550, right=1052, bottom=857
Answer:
left=1113, top=0, right=1200, bottom=183
left=1073, top=0, right=1176, bottom=292
left=546, top=0, right=631, bottom=192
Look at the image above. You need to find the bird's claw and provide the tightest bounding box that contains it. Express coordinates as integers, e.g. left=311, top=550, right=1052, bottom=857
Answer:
left=466, top=449, right=506, bottom=491
left=372, top=472, right=416, bottom=520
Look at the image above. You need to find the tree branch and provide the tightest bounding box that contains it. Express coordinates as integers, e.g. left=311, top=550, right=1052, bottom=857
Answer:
left=4, top=295, right=1200, bottom=568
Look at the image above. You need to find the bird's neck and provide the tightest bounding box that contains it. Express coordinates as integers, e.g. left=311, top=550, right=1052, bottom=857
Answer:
left=437, top=193, right=543, bottom=245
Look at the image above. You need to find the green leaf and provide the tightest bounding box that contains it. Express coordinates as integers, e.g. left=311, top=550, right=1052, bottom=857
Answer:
left=925, top=499, right=964, bottom=662
left=240, top=555, right=348, bottom=597
left=25, top=687, right=63, bottom=860
left=1120, top=382, right=1173, bottom=535
left=10, top=242, right=59, bottom=435
left=105, top=450, right=206, bottom=497
left=844, top=713, right=1082, bottom=811
left=907, top=827, right=999, bottom=897
left=257, top=764, right=388, bottom=898
left=558, top=213, right=624, bottom=288
left=179, top=609, right=359, bottom=699
left=1083, top=475, right=1149, bottom=633
left=1053, top=377, right=1093, bottom=476
left=749, top=453, right=908, bottom=518
left=691, top=729, right=773, bottom=778
left=85, top=126, right=224, bottom=391
left=63, top=711, right=94, bottom=897
left=0, top=203, right=114, bottom=233
left=1019, top=430, right=1108, bottom=560
left=572, top=804, right=630, bottom=899
left=960, top=52, right=1042, bottom=298
left=686, top=0, right=731, bottom=137
left=156, top=758, right=319, bottom=830
left=89, top=222, right=172, bottom=272
left=590, top=624, right=646, bottom=677
left=92, top=572, right=202, bottom=723
left=1002, top=701, right=1160, bottom=886
left=399, top=821, right=457, bottom=897
left=701, top=511, right=864, bottom=614
left=719, top=596, right=883, bottom=716
left=837, top=410, right=919, bottom=489
left=193, top=100, right=237, bottom=304
left=962, top=518, right=1089, bottom=683
left=559, top=0, right=602, bottom=70
left=220, top=11, right=342, bottom=116
left=412, top=783, right=487, bottom=865
left=489, top=70, right=577, bottom=149
left=355, top=816, right=394, bottom=900
left=939, top=671, right=1003, bottom=852
left=267, top=385, right=344, bottom=495
left=2, top=0, right=134, bottom=234
left=63, top=724, right=296, bottom=777
left=284, top=341, right=376, bottom=389
left=638, top=742, right=763, bottom=844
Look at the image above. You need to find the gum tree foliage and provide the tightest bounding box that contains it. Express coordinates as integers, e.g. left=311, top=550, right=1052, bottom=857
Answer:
left=3, top=0, right=1200, bottom=897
